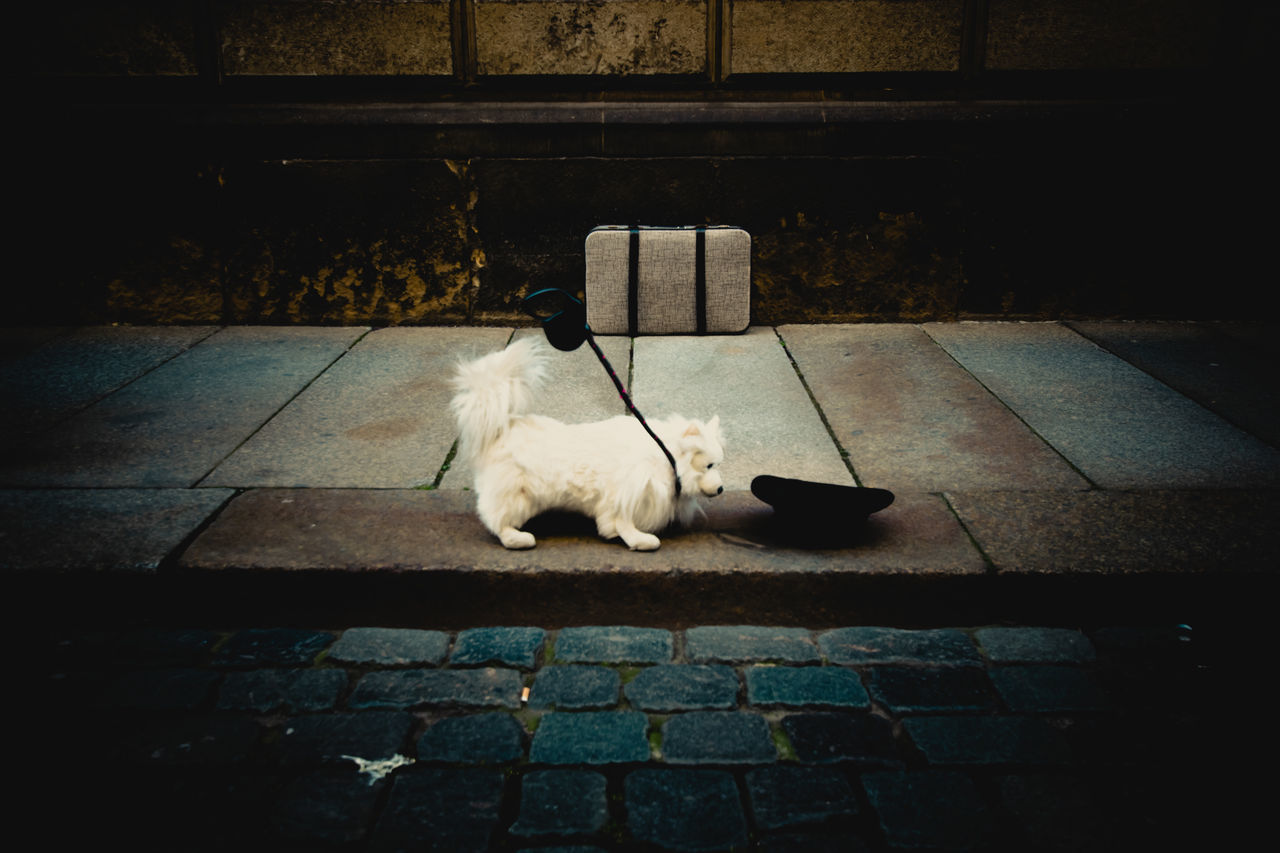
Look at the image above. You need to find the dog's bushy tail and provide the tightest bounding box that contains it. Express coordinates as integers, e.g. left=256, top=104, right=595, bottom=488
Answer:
left=450, top=337, right=547, bottom=461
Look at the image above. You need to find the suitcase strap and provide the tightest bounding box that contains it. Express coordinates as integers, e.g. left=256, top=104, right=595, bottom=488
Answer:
left=695, top=226, right=707, bottom=334
left=628, top=227, right=640, bottom=337
left=627, top=226, right=708, bottom=336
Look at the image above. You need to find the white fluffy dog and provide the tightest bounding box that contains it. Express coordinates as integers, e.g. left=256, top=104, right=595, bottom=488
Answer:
left=450, top=338, right=725, bottom=550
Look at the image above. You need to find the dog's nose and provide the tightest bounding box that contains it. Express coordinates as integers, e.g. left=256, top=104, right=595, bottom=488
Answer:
left=716, top=486, right=724, bottom=495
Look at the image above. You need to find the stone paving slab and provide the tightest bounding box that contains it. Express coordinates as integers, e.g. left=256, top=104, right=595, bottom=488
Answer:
left=779, top=323, right=1089, bottom=492
left=213, top=627, right=336, bottom=666
left=0, top=325, right=216, bottom=437
left=450, top=625, right=547, bottom=668
left=947, top=488, right=1280, bottom=574
left=781, top=711, right=901, bottom=766
left=527, top=665, right=621, bottom=710
left=326, top=626, right=451, bottom=666
left=554, top=625, right=674, bottom=664
left=745, top=765, right=860, bottom=831
left=216, top=667, right=348, bottom=713
left=509, top=769, right=609, bottom=838
left=923, top=322, right=1280, bottom=489
left=0, top=326, right=364, bottom=487
left=272, top=770, right=384, bottom=845
left=0, top=487, right=234, bottom=572
left=866, top=666, right=998, bottom=714
left=416, top=713, right=526, bottom=764
left=625, top=664, right=739, bottom=711
left=205, top=326, right=510, bottom=488
left=372, top=767, right=505, bottom=850
left=661, top=711, right=777, bottom=764
left=1068, top=321, right=1280, bottom=448
left=625, top=768, right=751, bottom=851
left=528, top=710, right=651, bottom=764
left=632, top=327, right=852, bottom=490
left=273, top=710, right=415, bottom=764
left=972, top=626, right=1097, bottom=663
left=101, top=714, right=263, bottom=768
left=745, top=665, right=871, bottom=710
left=348, top=667, right=523, bottom=710
left=685, top=625, right=822, bottom=663
left=818, top=627, right=984, bottom=667
left=178, top=486, right=985, bottom=576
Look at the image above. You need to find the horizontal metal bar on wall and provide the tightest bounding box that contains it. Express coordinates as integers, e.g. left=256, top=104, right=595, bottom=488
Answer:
left=75, top=97, right=1173, bottom=128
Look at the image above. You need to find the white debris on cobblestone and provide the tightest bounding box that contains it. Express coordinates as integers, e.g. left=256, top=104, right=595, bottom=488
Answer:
left=343, top=753, right=415, bottom=784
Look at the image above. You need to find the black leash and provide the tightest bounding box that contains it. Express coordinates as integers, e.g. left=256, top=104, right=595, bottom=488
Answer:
left=522, top=288, right=681, bottom=496
left=582, top=333, right=681, bottom=497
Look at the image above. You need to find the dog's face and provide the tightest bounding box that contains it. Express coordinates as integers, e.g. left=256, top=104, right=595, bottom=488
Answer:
left=681, top=415, right=725, bottom=497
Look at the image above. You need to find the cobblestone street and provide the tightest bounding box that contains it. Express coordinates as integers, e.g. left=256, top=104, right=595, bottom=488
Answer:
left=21, top=622, right=1225, bottom=851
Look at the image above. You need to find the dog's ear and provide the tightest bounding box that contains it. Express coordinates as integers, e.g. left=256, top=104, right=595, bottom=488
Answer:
left=707, top=415, right=721, bottom=437
left=682, top=421, right=702, bottom=438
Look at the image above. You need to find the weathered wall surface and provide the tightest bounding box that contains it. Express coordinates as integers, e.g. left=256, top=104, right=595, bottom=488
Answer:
left=730, top=0, right=964, bottom=73
left=221, top=0, right=455, bottom=76
left=17, top=1, right=1271, bottom=324
left=20, top=1, right=1245, bottom=79
left=475, top=0, right=708, bottom=75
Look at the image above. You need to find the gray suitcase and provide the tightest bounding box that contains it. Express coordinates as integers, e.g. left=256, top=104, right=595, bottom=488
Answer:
left=585, top=225, right=751, bottom=335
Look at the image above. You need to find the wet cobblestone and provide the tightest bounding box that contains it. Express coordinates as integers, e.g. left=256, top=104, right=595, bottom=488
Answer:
left=28, top=623, right=1214, bottom=850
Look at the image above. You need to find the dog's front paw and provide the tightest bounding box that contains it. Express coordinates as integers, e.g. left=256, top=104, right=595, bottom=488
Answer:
left=626, top=532, right=661, bottom=551
left=499, top=528, right=537, bottom=549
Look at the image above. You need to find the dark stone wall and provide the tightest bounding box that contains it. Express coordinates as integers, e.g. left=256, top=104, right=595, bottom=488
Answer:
left=14, top=2, right=1273, bottom=324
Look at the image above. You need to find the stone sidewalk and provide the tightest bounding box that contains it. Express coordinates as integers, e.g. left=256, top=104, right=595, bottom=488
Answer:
left=22, top=621, right=1228, bottom=851
left=1, top=321, right=1277, bottom=626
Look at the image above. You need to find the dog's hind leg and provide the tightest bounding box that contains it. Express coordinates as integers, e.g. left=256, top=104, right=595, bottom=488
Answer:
left=497, top=527, right=536, bottom=549
left=477, top=489, right=537, bottom=549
